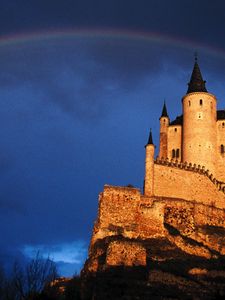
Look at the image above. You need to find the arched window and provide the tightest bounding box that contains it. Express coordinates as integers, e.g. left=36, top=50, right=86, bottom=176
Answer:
left=172, top=149, right=176, bottom=158
left=176, top=149, right=180, bottom=158
left=200, top=99, right=203, bottom=105
left=188, top=101, right=191, bottom=106
left=221, top=144, right=225, bottom=154
left=222, top=122, right=225, bottom=128
left=174, top=128, right=177, bottom=132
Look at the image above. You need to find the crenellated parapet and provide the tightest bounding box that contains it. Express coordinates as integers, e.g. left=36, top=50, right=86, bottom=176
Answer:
left=155, top=157, right=225, bottom=195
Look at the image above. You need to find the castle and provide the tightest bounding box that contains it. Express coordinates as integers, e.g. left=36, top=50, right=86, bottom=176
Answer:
left=81, top=59, right=225, bottom=299
left=145, top=57, right=225, bottom=198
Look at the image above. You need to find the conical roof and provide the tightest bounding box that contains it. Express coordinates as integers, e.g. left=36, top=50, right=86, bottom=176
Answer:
left=147, top=129, right=153, bottom=145
left=187, top=58, right=207, bottom=94
left=161, top=101, right=168, bottom=118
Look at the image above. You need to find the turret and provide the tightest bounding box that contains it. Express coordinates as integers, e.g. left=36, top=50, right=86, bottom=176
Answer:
left=182, top=57, right=217, bottom=174
left=159, top=101, right=169, bottom=159
left=144, top=129, right=155, bottom=196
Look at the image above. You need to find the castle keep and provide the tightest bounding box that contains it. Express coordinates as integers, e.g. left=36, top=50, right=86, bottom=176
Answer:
left=145, top=57, right=225, bottom=198
left=81, top=60, right=225, bottom=299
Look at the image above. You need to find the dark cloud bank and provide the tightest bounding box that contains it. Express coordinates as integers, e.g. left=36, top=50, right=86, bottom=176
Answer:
left=0, top=0, right=225, bottom=275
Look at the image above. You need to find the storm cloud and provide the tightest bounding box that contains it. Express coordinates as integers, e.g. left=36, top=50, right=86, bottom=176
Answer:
left=0, top=0, right=225, bottom=276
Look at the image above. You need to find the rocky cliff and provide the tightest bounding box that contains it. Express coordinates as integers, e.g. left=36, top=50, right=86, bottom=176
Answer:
left=80, top=185, right=225, bottom=300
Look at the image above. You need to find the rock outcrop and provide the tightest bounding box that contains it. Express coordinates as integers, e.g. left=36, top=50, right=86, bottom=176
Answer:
left=81, top=185, right=225, bottom=300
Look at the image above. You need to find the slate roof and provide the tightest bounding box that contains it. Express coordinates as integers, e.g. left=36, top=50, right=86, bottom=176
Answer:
left=170, top=115, right=183, bottom=125
left=146, top=129, right=153, bottom=145
left=161, top=102, right=168, bottom=118
left=217, top=110, right=225, bottom=120
left=187, top=59, right=207, bottom=94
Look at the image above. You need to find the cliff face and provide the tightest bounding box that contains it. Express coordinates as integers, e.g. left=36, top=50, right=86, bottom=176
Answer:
left=81, top=184, right=225, bottom=300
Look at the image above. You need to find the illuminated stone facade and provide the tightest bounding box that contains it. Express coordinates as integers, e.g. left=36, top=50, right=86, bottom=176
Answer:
left=81, top=60, right=225, bottom=299
left=159, top=60, right=225, bottom=182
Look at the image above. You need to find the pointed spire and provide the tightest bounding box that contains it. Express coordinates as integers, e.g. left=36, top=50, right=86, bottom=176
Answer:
left=161, top=100, right=168, bottom=118
left=187, top=55, right=207, bottom=94
left=147, top=128, right=154, bottom=145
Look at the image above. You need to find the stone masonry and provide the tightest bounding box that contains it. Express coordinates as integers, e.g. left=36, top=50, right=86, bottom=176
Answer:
left=81, top=60, right=225, bottom=299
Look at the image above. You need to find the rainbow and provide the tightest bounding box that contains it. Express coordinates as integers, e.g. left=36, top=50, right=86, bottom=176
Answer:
left=0, top=28, right=224, bottom=60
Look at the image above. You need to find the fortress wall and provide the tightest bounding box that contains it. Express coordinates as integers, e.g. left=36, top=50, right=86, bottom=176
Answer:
left=162, top=199, right=225, bottom=254
left=216, top=120, right=225, bottom=182
left=92, top=186, right=166, bottom=242
left=163, top=198, right=225, bottom=228
left=153, top=164, right=225, bottom=209
left=138, top=199, right=165, bottom=238
left=98, top=185, right=141, bottom=230
left=167, top=125, right=182, bottom=160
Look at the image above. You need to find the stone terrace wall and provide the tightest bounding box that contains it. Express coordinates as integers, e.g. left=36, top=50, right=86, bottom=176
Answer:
left=98, top=185, right=141, bottom=229
left=91, top=185, right=165, bottom=244
left=91, top=186, right=141, bottom=244
left=154, top=163, right=225, bottom=209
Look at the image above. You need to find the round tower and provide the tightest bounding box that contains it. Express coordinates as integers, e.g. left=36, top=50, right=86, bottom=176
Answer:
left=159, top=102, right=169, bottom=159
left=144, top=129, right=155, bottom=196
left=182, top=58, right=217, bottom=175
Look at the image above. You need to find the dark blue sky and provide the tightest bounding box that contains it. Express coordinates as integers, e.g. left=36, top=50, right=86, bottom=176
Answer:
left=1, top=0, right=225, bottom=276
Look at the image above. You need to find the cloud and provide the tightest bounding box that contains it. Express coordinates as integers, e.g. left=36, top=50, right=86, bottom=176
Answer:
left=0, top=37, right=165, bottom=124
left=22, top=241, right=88, bottom=276
left=0, top=34, right=225, bottom=277
left=0, top=36, right=224, bottom=127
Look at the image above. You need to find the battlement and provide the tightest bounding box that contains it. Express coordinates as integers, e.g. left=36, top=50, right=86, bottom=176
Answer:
left=155, top=158, right=225, bottom=195
left=153, top=161, right=225, bottom=210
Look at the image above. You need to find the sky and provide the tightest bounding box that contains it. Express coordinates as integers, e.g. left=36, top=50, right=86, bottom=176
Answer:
left=1, top=0, right=225, bottom=277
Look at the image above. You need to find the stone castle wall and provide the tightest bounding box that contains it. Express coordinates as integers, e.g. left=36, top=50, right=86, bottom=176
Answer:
left=92, top=162, right=225, bottom=248
left=154, top=161, right=225, bottom=209
left=216, top=120, right=225, bottom=182
left=167, top=124, right=182, bottom=160
left=83, top=157, right=225, bottom=280
left=84, top=180, right=225, bottom=275
left=91, top=185, right=165, bottom=246
left=160, top=115, right=225, bottom=183
left=89, top=160, right=225, bottom=256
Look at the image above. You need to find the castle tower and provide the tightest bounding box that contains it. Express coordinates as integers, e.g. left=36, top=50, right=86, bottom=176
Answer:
left=144, top=129, right=155, bottom=196
left=182, top=58, right=217, bottom=174
left=159, top=102, right=169, bottom=159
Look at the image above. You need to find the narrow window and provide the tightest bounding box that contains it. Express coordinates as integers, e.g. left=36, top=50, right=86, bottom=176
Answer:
left=172, top=149, right=176, bottom=158
left=176, top=149, right=179, bottom=158
left=174, top=128, right=177, bottom=132
left=221, top=144, right=225, bottom=154
left=222, top=122, right=225, bottom=128
left=200, top=99, right=203, bottom=106
left=188, top=101, right=191, bottom=106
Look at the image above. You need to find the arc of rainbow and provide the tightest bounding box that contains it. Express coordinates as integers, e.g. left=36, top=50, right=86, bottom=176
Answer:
left=0, top=29, right=224, bottom=61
